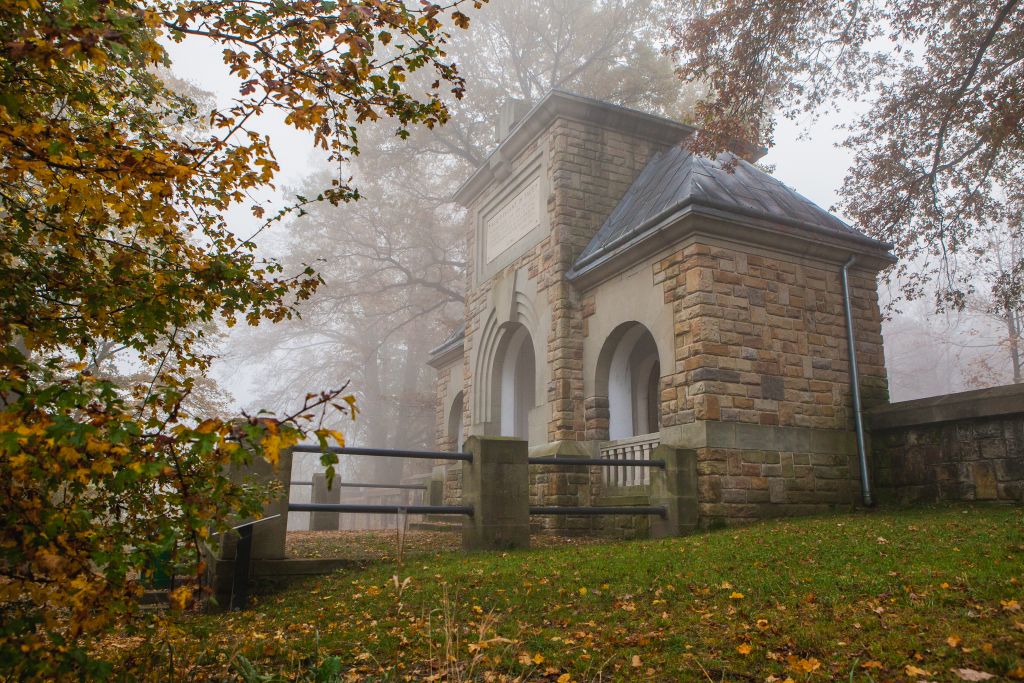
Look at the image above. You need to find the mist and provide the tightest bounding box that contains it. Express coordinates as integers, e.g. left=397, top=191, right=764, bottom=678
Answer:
left=165, top=0, right=1021, bottom=529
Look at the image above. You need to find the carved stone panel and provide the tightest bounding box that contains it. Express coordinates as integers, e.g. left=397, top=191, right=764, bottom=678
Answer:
left=484, top=176, right=541, bottom=263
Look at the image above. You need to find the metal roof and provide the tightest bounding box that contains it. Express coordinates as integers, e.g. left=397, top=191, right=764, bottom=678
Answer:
left=574, top=146, right=886, bottom=272
left=426, top=323, right=465, bottom=367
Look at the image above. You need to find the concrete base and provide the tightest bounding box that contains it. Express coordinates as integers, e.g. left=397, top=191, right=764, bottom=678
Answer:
left=310, top=473, right=340, bottom=531
left=461, top=436, right=530, bottom=550
left=649, top=445, right=699, bottom=538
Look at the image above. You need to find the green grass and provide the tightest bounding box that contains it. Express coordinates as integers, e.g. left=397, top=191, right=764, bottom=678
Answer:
left=116, top=505, right=1024, bottom=681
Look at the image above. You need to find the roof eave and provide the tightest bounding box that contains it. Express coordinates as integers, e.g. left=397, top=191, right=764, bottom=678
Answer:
left=426, top=335, right=465, bottom=369
left=568, top=202, right=897, bottom=289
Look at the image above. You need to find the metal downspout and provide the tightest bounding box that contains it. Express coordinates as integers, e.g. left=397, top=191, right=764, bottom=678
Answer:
left=841, top=256, right=874, bottom=507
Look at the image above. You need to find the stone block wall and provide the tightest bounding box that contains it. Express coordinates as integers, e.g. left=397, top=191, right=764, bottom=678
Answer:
left=655, top=239, right=888, bottom=432
left=659, top=421, right=863, bottom=525
left=434, top=364, right=456, bottom=453
left=869, top=384, right=1024, bottom=504
left=459, top=115, right=677, bottom=447
left=541, top=120, right=668, bottom=443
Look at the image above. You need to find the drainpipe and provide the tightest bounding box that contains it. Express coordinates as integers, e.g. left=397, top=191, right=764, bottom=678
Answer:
left=841, top=256, right=874, bottom=507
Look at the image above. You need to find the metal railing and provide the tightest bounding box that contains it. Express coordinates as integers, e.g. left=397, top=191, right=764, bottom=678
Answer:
left=599, top=433, right=660, bottom=487
left=526, top=445, right=665, bottom=518
left=288, top=445, right=465, bottom=530
left=291, top=481, right=427, bottom=490
left=289, top=503, right=471, bottom=516
left=291, top=444, right=471, bottom=462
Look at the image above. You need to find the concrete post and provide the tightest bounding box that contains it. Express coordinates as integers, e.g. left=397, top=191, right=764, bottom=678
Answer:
left=428, top=465, right=446, bottom=506
left=220, top=447, right=292, bottom=560
left=310, top=472, right=340, bottom=531
left=649, top=445, right=699, bottom=538
left=209, top=447, right=292, bottom=607
left=461, top=436, right=530, bottom=550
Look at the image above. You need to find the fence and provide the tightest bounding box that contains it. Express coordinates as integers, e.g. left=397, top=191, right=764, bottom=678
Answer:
left=599, top=432, right=661, bottom=487
left=214, top=437, right=696, bottom=610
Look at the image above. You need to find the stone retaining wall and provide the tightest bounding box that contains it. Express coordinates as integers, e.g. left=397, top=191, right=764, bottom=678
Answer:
left=869, top=384, right=1024, bottom=504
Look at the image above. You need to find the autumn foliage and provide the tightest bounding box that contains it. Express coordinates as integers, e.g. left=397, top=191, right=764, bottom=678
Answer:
left=667, top=0, right=1024, bottom=312
left=0, top=0, right=479, bottom=676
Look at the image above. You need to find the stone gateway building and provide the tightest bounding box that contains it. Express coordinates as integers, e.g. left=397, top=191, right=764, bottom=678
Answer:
left=427, top=90, right=896, bottom=532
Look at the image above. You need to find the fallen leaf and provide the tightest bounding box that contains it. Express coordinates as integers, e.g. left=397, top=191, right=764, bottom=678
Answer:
left=951, top=669, right=995, bottom=681
left=905, top=664, right=932, bottom=677
left=730, top=591, right=745, bottom=600
left=947, top=635, right=962, bottom=648
left=861, top=660, right=883, bottom=669
left=631, top=655, right=641, bottom=668
left=788, top=657, right=821, bottom=674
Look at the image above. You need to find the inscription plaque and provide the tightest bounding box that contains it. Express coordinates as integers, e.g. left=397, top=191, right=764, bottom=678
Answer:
left=485, top=177, right=540, bottom=263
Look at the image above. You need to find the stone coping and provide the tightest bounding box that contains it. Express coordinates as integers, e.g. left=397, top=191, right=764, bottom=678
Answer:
left=523, top=423, right=858, bottom=457
left=660, top=421, right=857, bottom=455
left=868, top=383, right=1024, bottom=431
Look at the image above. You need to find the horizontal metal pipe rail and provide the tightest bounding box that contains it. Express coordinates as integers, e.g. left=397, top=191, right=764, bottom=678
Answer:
left=527, top=456, right=665, bottom=468
left=289, top=503, right=472, bottom=516
left=529, top=506, right=667, bottom=517
left=292, top=444, right=472, bottom=462
left=290, top=481, right=427, bottom=490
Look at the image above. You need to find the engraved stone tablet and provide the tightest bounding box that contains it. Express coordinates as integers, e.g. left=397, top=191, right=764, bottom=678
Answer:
left=485, top=177, right=540, bottom=263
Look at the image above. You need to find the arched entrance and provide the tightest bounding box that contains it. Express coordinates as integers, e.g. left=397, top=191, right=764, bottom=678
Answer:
left=447, top=391, right=464, bottom=451
left=491, top=323, right=536, bottom=441
left=595, top=322, right=662, bottom=440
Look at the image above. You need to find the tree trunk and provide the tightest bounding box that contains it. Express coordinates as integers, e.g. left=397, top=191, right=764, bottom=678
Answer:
left=1007, top=306, right=1022, bottom=384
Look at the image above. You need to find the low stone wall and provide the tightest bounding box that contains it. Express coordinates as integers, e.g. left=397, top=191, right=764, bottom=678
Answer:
left=869, top=384, right=1024, bottom=504
left=662, top=421, right=862, bottom=526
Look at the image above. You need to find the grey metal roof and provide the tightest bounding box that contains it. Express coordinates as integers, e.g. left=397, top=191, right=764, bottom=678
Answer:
left=574, top=146, right=886, bottom=272
left=426, top=323, right=465, bottom=367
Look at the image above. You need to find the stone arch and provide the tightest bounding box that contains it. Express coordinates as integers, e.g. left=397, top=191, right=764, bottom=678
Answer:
left=593, top=322, right=662, bottom=440
left=447, top=390, right=464, bottom=451
left=489, top=322, right=536, bottom=440
left=472, top=287, right=542, bottom=430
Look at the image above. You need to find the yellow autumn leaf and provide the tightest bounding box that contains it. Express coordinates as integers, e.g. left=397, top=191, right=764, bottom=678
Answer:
left=195, top=419, right=219, bottom=434
left=730, top=591, right=745, bottom=600
left=947, top=635, right=962, bottom=648
left=631, top=655, right=641, bottom=668
left=905, top=664, right=932, bottom=677
left=168, top=586, right=191, bottom=611
left=532, top=653, right=544, bottom=665
left=262, top=432, right=282, bottom=466
left=557, top=674, right=572, bottom=683
left=736, top=643, right=752, bottom=655
left=788, top=657, right=821, bottom=674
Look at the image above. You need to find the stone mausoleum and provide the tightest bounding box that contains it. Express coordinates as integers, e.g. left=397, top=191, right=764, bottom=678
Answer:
left=427, top=90, right=896, bottom=532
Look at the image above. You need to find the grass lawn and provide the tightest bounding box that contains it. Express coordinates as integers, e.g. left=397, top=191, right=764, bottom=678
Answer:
left=113, top=504, right=1023, bottom=681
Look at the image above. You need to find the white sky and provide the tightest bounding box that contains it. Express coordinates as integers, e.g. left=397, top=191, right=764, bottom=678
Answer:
left=167, top=35, right=861, bottom=248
